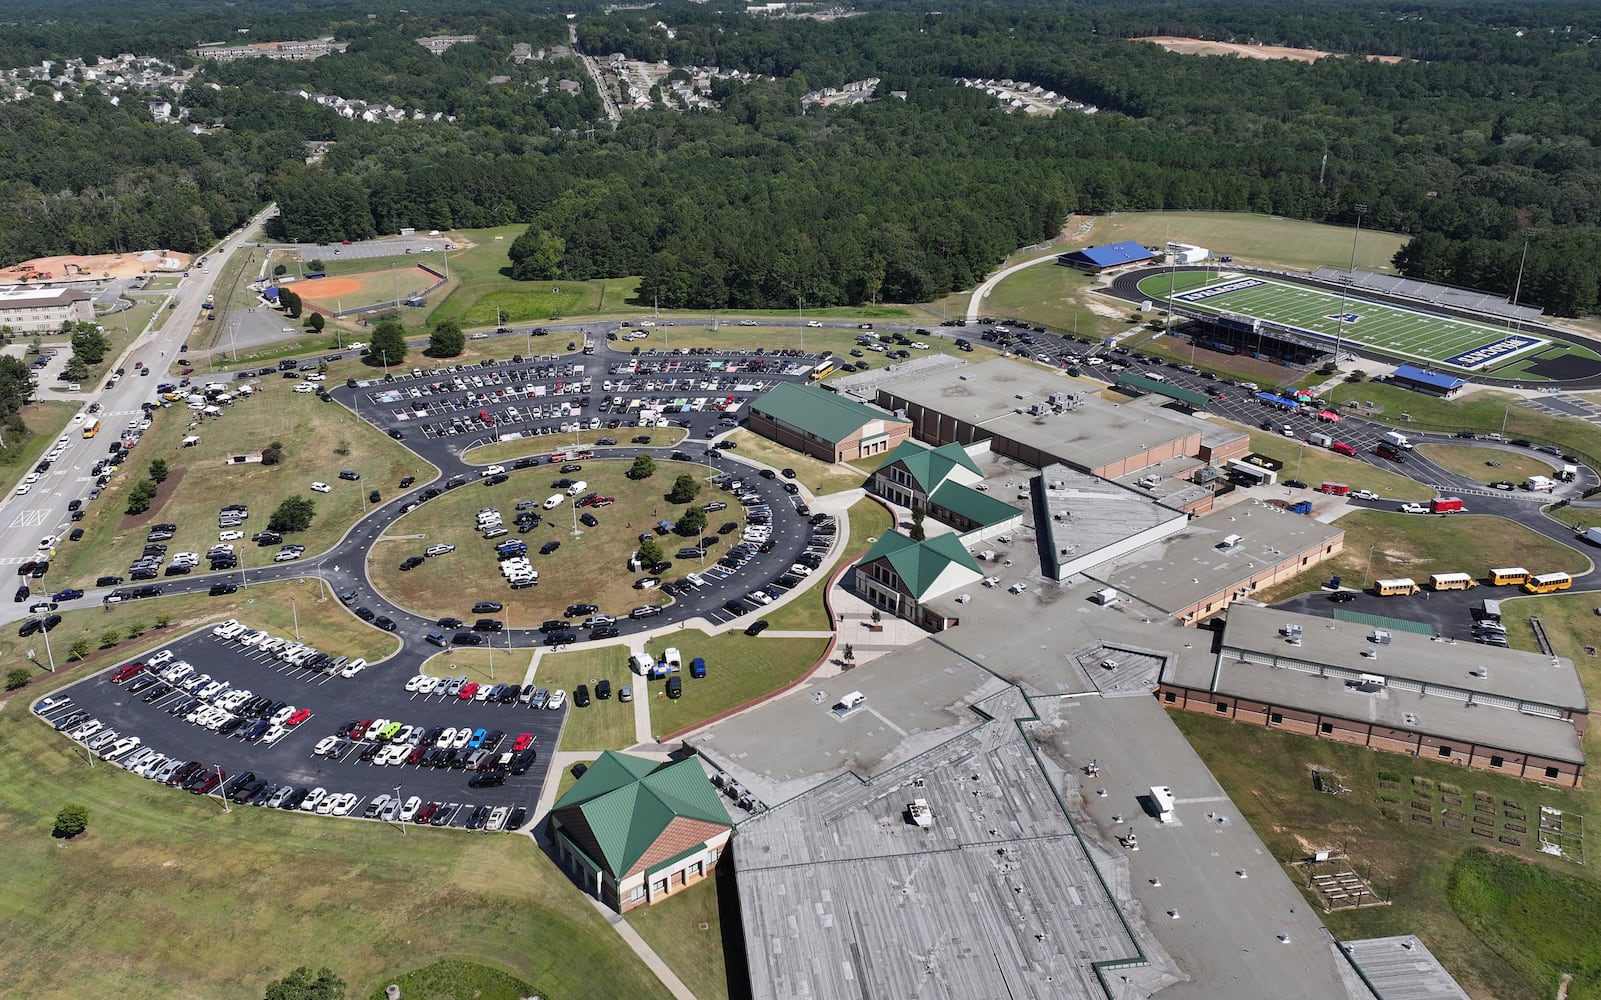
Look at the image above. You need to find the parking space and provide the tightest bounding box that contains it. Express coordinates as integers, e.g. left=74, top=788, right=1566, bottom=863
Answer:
left=31, top=625, right=560, bottom=831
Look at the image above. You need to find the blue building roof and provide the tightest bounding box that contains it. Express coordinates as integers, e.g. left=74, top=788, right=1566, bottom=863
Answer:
left=1061, top=241, right=1157, bottom=269
left=1392, top=364, right=1466, bottom=391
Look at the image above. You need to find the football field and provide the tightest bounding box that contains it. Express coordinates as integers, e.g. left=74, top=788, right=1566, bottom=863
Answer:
left=1137, top=271, right=1546, bottom=371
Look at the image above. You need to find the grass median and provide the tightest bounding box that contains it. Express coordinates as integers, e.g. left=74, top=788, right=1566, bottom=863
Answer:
left=366, top=459, right=728, bottom=622
left=642, top=629, right=829, bottom=739
left=531, top=645, right=640, bottom=751
left=724, top=429, right=867, bottom=495
left=5, top=578, right=398, bottom=693
left=1415, top=443, right=1551, bottom=483
left=48, top=386, right=435, bottom=590
left=461, top=426, right=689, bottom=466
left=0, top=707, right=673, bottom=1000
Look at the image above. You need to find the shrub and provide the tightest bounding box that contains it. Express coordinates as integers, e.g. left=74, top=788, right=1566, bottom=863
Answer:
left=5, top=667, right=31, bottom=690
left=52, top=804, right=89, bottom=839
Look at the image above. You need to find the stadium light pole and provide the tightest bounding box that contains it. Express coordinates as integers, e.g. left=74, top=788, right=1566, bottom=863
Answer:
left=1510, top=229, right=1534, bottom=335
left=1332, top=204, right=1366, bottom=367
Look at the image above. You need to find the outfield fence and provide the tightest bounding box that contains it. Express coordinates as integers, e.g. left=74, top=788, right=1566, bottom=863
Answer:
left=314, top=264, right=447, bottom=319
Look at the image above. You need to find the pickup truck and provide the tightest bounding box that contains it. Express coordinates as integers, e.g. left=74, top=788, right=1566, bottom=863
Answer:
left=1399, top=502, right=1429, bottom=514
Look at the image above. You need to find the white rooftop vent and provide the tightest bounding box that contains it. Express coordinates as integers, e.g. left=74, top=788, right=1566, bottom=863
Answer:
left=1370, top=630, right=1392, bottom=645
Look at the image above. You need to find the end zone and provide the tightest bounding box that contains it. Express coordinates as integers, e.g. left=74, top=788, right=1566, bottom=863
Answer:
left=1443, top=333, right=1545, bottom=370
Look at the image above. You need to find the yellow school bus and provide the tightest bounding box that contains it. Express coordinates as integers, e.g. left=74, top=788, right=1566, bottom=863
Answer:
left=1489, top=567, right=1529, bottom=586
left=1375, top=578, right=1419, bottom=596
left=1523, top=572, right=1572, bottom=594
left=82, top=418, right=101, bottom=439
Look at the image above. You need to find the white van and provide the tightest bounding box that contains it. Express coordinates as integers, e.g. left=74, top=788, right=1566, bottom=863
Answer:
left=542, top=494, right=564, bottom=510
left=566, top=480, right=588, bottom=497
left=664, top=647, right=683, bottom=670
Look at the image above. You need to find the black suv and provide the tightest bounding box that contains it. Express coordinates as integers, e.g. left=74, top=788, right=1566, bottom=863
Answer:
left=471, top=601, right=503, bottom=614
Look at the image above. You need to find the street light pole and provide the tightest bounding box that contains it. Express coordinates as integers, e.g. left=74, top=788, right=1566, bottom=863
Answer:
left=215, top=762, right=231, bottom=813
left=39, top=620, right=56, bottom=672
left=1332, top=204, right=1366, bottom=366
left=290, top=598, right=300, bottom=642
left=1363, top=544, right=1376, bottom=588
left=394, top=783, right=405, bottom=835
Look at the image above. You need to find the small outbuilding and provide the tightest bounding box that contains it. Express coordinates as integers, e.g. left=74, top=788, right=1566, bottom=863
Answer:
left=1055, top=241, right=1158, bottom=273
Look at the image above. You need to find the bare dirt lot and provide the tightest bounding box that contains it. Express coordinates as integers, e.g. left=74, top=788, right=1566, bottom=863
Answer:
left=0, top=249, right=190, bottom=284
left=1135, top=36, right=1404, bottom=64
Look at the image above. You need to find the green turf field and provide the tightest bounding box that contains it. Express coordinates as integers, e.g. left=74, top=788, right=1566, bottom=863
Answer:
left=1138, top=272, right=1551, bottom=372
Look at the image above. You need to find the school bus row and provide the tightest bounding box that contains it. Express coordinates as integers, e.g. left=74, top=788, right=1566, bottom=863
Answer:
left=1373, top=569, right=1573, bottom=596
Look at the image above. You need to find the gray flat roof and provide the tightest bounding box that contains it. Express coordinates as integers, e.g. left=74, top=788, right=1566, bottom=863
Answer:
left=733, top=688, right=1146, bottom=1000
left=1340, top=936, right=1470, bottom=1000
left=1223, top=604, right=1586, bottom=712
left=688, top=642, right=1012, bottom=806
left=874, top=358, right=1198, bottom=471
left=1166, top=649, right=1584, bottom=763
left=1036, top=463, right=1190, bottom=574
left=928, top=576, right=1225, bottom=699
left=1044, top=695, right=1367, bottom=999
left=1092, top=502, right=1345, bottom=616
left=1111, top=455, right=1215, bottom=510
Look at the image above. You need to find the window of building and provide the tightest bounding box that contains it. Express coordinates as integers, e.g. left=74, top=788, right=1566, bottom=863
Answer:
left=1319, top=722, right=1333, bottom=734
left=628, top=885, right=646, bottom=902
left=1490, top=756, right=1504, bottom=768
left=651, top=878, right=668, bottom=894
left=1270, top=713, right=1283, bottom=725
left=1215, top=702, right=1228, bottom=714
left=1163, top=691, right=1176, bottom=703
left=1546, top=767, right=1560, bottom=780
left=1437, top=745, right=1452, bottom=758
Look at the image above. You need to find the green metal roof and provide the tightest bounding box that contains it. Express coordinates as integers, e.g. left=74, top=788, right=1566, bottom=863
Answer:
left=1332, top=609, right=1436, bottom=636
left=859, top=530, right=983, bottom=601
left=1114, top=372, right=1212, bottom=408
left=877, top=440, right=981, bottom=492
left=553, top=751, right=732, bottom=879
left=752, top=382, right=898, bottom=444
left=928, top=480, right=1020, bottom=528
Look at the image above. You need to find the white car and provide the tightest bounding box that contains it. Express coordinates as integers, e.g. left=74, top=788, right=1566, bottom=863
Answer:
left=300, top=787, right=328, bottom=812
left=399, top=796, right=423, bottom=822
left=310, top=481, right=332, bottom=493
left=219, top=529, right=244, bottom=542
left=436, top=726, right=460, bottom=748
left=339, top=661, right=365, bottom=679
left=449, top=727, right=473, bottom=750
left=481, top=465, right=506, bottom=477
left=293, top=383, right=316, bottom=393
left=14, top=483, right=29, bottom=496
left=304, top=373, right=325, bottom=382
left=314, top=735, right=340, bottom=756
left=261, top=725, right=289, bottom=745
left=1352, top=489, right=1381, bottom=501
left=486, top=806, right=510, bottom=832
left=806, top=320, right=823, bottom=328
left=38, top=534, right=57, bottom=550
left=271, top=705, right=297, bottom=726
left=329, top=793, right=359, bottom=816
left=405, top=675, right=430, bottom=692
left=547, top=689, right=567, bottom=710
left=416, top=675, right=440, bottom=695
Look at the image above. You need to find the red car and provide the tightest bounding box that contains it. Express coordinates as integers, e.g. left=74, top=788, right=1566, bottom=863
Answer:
left=349, top=719, right=373, bottom=740
left=512, top=732, right=534, bottom=753
left=112, top=662, right=145, bottom=683
left=192, top=771, right=224, bottom=795
left=592, top=497, right=614, bottom=508
left=180, top=367, right=194, bottom=375
left=415, top=801, right=440, bottom=824
left=285, top=708, right=312, bottom=727
left=458, top=682, right=479, bottom=700
left=340, top=240, right=352, bottom=245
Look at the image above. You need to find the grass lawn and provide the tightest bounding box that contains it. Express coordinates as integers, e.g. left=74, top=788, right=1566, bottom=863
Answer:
left=763, top=497, right=892, bottom=632
left=982, top=261, right=1127, bottom=341
left=419, top=647, right=534, bottom=689
left=0, top=399, right=74, bottom=479
left=1256, top=511, right=1588, bottom=602
left=1087, top=211, right=1407, bottom=273
left=366, top=459, right=726, bottom=622
left=1241, top=429, right=1431, bottom=500
left=531, top=645, right=640, bottom=751
left=0, top=709, right=673, bottom=1000
left=367, top=959, right=536, bottom=1000
left=1415, top=444, right=1550, bottom=483
left=47, top=387, right=435, bottom=590
left=1541, top=503, right=1596, bottom=532
left=644, top=630, right=828, bottom=739
left=725, top=429, right=867, bottom=495
left=4, top=578, right=400, bottom=693
left=600, top=323, right=984, bottom=368
left=553, top=759, right=593, bottom=803
left=628, top=876, right=737, bottom=1000
left=1171, top=710, right=1593, bottom=1000
left=462, top=425, right=688, bottom=465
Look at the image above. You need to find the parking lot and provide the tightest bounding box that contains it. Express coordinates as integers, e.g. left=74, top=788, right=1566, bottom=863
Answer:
left=32, top=624, right=562, bottom=831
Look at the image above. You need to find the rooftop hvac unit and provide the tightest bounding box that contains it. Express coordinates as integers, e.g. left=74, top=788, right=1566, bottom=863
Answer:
left=1052, top=481, right=1067, bottom=490
left=1280, top=623, right=1303, bottom=637
left=1370, top=630, right=1392, bottom=645
left=1015, top=391, right=1034, bottom=400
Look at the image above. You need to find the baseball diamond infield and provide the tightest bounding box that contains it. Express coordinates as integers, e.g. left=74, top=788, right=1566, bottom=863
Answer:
left=290, top=265, right=444, bottom=315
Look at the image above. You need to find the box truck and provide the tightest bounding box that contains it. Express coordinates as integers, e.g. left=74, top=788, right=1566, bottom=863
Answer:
left=1308, top=432, right=1333, bottom=448
left=1382, top=430, right=1413, bottom=450
left=1524, top=475, right=1556, bottom=492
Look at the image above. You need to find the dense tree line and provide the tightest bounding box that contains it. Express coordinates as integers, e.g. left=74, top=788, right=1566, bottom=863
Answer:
left=6, top=1, right=1601, bottom=312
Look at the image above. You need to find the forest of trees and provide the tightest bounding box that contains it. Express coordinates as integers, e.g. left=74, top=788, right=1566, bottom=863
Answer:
left=4, top=0, right=1601, bottom=313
